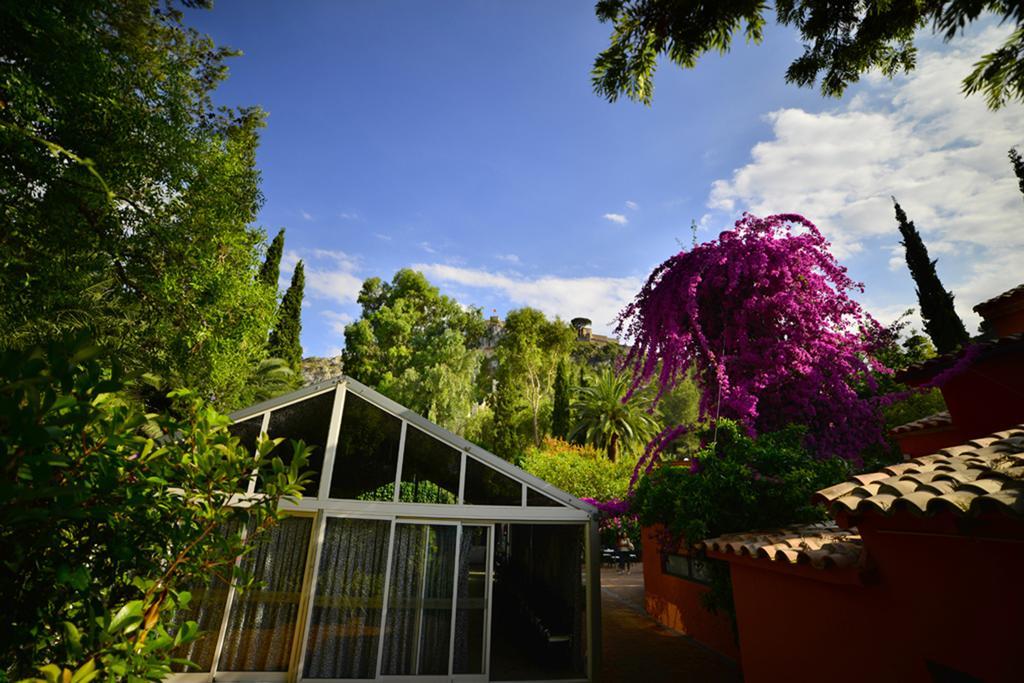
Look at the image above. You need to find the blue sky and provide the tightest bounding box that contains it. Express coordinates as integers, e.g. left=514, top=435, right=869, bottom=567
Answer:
left=189, top=2, right=1024, bottom=357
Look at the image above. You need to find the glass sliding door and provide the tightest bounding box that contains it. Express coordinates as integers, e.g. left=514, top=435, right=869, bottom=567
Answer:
left=453, top=525, right=490, bottom=675
left=304, top=518, right=393, bottom=679
left=218, top=516, right=314, bottom=673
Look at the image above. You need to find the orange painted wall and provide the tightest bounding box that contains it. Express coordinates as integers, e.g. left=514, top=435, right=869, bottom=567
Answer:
left=641, top=526, right=739, bottom=661
left=723, top=514, right=1024, bottom=683
left=893, top=425, right=963, bottom=458
left=990, top=307, right=1024, bottom=337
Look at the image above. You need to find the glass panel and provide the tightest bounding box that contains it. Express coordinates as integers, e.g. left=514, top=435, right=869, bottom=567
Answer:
left=228, top=416, right=262, bottom=457
left=463, top=458, right=522, bottom=506
left=381, top=524, right=457, bottom=676
left=664, top=554, right=689, bottom=579
left=304, top=518, right=392, bottom=679
left=397, top=426, right=460, bottom=504
left=527, top=487, right=563, bottom=507
left=330, top=392, right=402, bottom=500
left=228, top=417, right=262, bottom=491
left=262, top=391, right=334, bottom=496
left=169, top=519, right=245, bottom=673
left=218, top=516, right=313, bottom=672
left=454, top=526, right=490, bottom=674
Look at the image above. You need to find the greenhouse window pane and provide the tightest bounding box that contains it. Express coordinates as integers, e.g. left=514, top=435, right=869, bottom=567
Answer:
left=260, top=391, right=335, bottom=496
left=304, top=518, right=392, bottom=679
left=218, top=516, right=313, bottom=672
left=330, top=392, right=402, bottom=500
left=527, top=487, right=563, bottom=507
left=463, top=457, right=522, bottom=506
left=397, top=426, right=460, bottom=504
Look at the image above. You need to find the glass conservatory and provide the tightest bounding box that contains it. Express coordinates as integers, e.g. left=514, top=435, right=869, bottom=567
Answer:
left=167, top=377, right=601, bottom=683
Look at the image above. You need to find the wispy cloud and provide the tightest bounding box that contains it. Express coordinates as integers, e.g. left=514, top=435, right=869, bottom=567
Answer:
left=496, top=253, right=520, bottom=264
left=375, top=232, right=393, bottom=241
left=412, top=263, right=642, bottom=335
left=603, top=213, right=628, bottom=225
left=625, top=200, right=639, bottom=210
left=339, top=212, right=359, bottom=220
left=322, top=310, right=353, bottom=335
left=707, top=26, right=1024, bottom=329
left=301, top=210, right=314, bottom=221
left=420, top=241, right=437, bottom=254
left=283, top=249, right=363, bottom=305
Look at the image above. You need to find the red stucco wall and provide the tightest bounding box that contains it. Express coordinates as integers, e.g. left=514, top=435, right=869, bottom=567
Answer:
left=941, top=353, right=1024, bottom=441
left=641, top=526, right=739, bottom=661
left=722, top=513, right=1024, bottom=683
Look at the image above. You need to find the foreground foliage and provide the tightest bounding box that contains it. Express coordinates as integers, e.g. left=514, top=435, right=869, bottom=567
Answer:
left=1, top=0, right=278, bottom=410
left=592, top=0, right=1024, bottom=109
left=0, top=338, right=310, bottom=681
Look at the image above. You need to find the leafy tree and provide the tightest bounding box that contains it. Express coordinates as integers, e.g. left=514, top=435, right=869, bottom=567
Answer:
left=619, top=213, right=886, bottom=468
left=249, top=356, right=300, bottom=402
left=268, top=260, right=305, bottom=373
left=522, top=437, right=634, bottom=502
left=343, top=269, right=485, bottom=432
left=491, top=375, right=527, bottom=461
left=592, top=0, right=1024, bottom=109
left=551, top=359, right=572, bottom=440
left=0, top=336, right=310, bottom=680
left=1010, top=147, right=1024, bottom=198
left=259, top=228, right=286, bottom=289
left=0, top=0, right=278, bottom=410
left=571, top=366, right=659, bottom=462
left=653, top=374, right=701, bottom=455
left=893, top=200, right=969, bottom=355
left=495, top=308, right=575, bottom=447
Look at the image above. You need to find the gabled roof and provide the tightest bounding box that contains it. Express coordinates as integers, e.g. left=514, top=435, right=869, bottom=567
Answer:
left=813, top=426, right=1024, bottom=521
left=230, top=375, right=597, bottom=515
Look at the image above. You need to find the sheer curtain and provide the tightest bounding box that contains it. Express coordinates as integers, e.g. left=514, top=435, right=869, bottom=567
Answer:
left=380, top=523, right=457, bottom=676
left=453, top=525, right=489, bottom=674
left=303, top=518, right=392, bottom=679
left=217, top=516, right=313, bottom=672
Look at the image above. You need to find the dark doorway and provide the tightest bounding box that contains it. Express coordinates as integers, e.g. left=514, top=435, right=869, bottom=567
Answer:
left=489, top=523, right=587, bottom=681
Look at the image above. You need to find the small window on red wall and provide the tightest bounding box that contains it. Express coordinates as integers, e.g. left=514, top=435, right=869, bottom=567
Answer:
left=663, top=553, right=714, bottom=584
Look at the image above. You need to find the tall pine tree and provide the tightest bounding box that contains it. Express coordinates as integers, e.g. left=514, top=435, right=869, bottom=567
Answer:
left=893, top=199, right=969, bottom=354
left=1010, top=147, right=1024, bottom=199
left=268, top=260, right=305, bottom=371
left=551, top=359, right=571, bottom=439
left=259, top=228, right=286, bottom=288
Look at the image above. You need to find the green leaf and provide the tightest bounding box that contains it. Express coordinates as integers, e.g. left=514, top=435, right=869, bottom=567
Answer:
left=70, top=660, right=97, bottom=683
left=62, top=621, right=82, bottom=657
left=108, top=600, right=144, bottom=634
left=36, top=664, right=62, bottom=683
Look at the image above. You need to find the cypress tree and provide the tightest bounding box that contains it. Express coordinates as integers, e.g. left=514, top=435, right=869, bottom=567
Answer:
left=259, top=228, right=286, bottom=288
left=268, top=260, right=305, bottom=371
left=492, top=377, right=522, bottom=461
left=1010, top=147, right=1024, bottom=199
left=551, top=359, right=571, bottom=439
left=893, top=199, right=969, bottom=355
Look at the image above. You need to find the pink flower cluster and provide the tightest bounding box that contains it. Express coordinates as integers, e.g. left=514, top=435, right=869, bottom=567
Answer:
left=618, top=213, right=887, bottom=467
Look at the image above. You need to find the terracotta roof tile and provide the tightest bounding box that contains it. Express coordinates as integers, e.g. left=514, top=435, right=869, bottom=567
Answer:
left=890, top=411, right=952, bottom=435
left=814, top=427, right=1024, bottom=520
left=896, top=333, right=1024, bottom=384
left=973, top=283, right=1024, bottom=314
left=701, top=524, right=863, bottom=570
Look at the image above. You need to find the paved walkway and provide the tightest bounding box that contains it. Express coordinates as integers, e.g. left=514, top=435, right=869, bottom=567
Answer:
left=600, top=565, right=741, bottom=683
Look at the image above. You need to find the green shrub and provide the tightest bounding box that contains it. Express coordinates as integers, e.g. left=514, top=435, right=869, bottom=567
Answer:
left=521, top=437, right=634, bottom=502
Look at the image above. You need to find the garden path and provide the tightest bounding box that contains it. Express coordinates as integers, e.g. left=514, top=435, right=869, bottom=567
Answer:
left=600, top=565, right=741, bottom=682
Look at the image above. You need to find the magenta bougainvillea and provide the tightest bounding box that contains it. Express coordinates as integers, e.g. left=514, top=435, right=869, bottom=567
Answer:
left=618, top=213, right=887, bottom=475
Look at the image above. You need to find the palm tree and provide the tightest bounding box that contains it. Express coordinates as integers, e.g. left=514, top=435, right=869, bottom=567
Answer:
left=570, top=367, right=658, bottom=462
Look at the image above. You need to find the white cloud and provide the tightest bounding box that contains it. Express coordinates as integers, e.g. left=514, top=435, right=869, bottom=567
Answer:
left=412, top=263, right=642, bottom=335
left=301, top=210, right=314, bottom=221
left=283, top=248, right=363, bottom=305
left=339, top=212, right=359, bottom=220
left=322, top=310, right=353, bottom=335
left=375, top=232, right=393, bottom=241
left=603, top=213, right=629, bottom=225
left=625, top=200, right=639, bottom=210
left=707, top=27, right=1024, bottom=328
left=420, top=241, right=437, bottom=254
left=496, top=253, right=520, bottom=264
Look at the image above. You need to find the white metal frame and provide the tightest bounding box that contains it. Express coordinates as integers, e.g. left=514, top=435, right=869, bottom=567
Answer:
left=166, top=376, right=600, bottom=683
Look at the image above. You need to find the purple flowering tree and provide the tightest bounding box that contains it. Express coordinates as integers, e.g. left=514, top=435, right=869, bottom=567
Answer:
left=618, top=213, right=887, bottom=479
